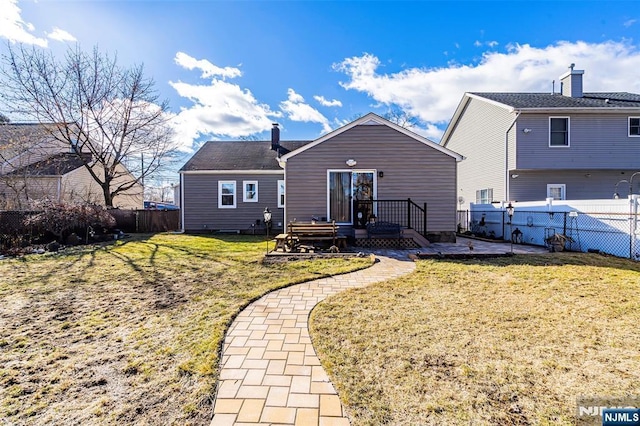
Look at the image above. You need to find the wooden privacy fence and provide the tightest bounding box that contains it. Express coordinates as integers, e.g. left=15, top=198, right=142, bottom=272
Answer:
left=109, top=209, right=180, bottom=233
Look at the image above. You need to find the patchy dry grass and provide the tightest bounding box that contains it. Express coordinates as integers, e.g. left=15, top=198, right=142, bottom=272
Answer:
left=310, top=253, right=640, bottom=425
left=0, top=233, right=372, bottom=425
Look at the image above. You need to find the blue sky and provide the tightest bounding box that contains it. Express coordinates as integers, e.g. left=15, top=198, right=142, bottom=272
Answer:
left=2, top=0, right=640, bottom=155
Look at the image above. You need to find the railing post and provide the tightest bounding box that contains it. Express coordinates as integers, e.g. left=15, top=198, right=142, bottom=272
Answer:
left=423, top=202, right=427, bottom=236
left=407, top=198, right=412, bottom=229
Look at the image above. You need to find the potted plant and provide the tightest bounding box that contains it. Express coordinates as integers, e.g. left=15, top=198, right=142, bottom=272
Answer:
left=544, top=233, right=574, bottom=252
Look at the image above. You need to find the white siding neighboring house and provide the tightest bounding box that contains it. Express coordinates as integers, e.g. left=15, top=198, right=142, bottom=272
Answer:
left=441, top=66, right=640, bottom=209
left=0, top=123, right=142, bottom=209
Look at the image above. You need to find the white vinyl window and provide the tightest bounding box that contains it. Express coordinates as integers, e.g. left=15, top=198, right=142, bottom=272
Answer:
left=218, top=181, right=236, bottom=208
left=629, top=117, right=640, bottom=137
left=277, top=180, right=285, bottom=208
left=549, top=117, right=570, bottom=147
left=243, top=180, right=258, bottom=203
left=547, top=184, right=566, bottom=200
left=475, top=188, right=493, bottom=204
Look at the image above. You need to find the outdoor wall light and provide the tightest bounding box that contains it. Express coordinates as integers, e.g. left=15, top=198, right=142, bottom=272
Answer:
left=523, top=128, right=532, bottom=133
left=346, top=159, right=357, bottom=167
left=378, top=171, right=384, bottom=178
left=511, top=174, right=519, bottom=179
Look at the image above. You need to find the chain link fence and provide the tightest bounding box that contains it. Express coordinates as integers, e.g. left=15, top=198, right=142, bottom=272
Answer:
left=458, top=209, right=640, bottom=260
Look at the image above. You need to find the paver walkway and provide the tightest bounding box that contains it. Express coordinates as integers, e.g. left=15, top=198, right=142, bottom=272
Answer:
left=210, top=252, right=416, bottom=425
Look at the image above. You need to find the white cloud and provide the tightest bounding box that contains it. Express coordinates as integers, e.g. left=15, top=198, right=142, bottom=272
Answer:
left=170, top=52, right=281, bottom=150
left=487, top=40, right=499, bottom=48
left=0, top=0, right=48, bottom=46
left=174, top=51, right=242, bottom=79
left=47, top=27, right=76, bottom=42
left=280, top=89, right=332, bottom=134
left=314, top=95, right=342, bottom=107
left=334, top=41, right=640, bottom=140
left=474, top=40, right=482, bottom=47
left=169, top=79, right=278, bottom=151
left=624, top=19, right=637, bottom=28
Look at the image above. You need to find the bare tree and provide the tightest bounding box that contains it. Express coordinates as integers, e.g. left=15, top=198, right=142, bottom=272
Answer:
left=1, top=44, right=177, bottom=207
left=383, top=107, right=420, bottom=129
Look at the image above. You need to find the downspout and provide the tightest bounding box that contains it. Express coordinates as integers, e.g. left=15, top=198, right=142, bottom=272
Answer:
left=505, top=111, right=521, bottom=202
left=180, top=172, right=185, bottom=232
left=57, top=176, right=62, bottom=202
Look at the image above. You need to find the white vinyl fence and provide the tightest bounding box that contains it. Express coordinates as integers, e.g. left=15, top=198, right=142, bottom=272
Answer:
left=461, top=196, right=640, bottom=260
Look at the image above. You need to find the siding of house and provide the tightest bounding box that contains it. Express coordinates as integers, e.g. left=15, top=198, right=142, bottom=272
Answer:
left=510, top=170, right=636, bottom=201
left=285, top=124, right=457, bottom=233
left=443, top=98, right=516, bottom=209
left=63, top=163, right=143, bottom=209
left=0, top=176, right=60, bottom=209
left=182, top=172, right=284, bottom=232
left=515, top=113, right=640, bottom=169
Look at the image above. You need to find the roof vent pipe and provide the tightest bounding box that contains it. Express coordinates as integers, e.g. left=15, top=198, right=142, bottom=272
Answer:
left=271, top=123, right=280, bottom=151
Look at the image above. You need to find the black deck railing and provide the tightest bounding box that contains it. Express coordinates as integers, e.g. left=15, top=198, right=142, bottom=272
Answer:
left=353, top=199, right=427, bottom=237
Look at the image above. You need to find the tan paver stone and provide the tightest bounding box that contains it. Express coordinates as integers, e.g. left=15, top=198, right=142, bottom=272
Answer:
left=229, top=336, right=248, bottom=347
left=320, top=395, right=342, bottom=417
left=287, top=351, right=305, bottom=365
left=246, top=347, right=266, bottom=359
left=284, top=333, right=300, bottom=344
left=216, top=380, right=242, bottom=398
left=224, top=347, right=251, bottom=355
left=310, top=382, right=336, bottom=394
left=266, top=340, right=283, bottom=351
left=282, top=343, right=306, bottom=352
left=311, top=366, right=330, bottom=383
left=262, top=374, right=292, bottom=387
left=243, top=369, right=266, bottom=386
left=265, top=386, right=290, bottom=407
left=263, top=350, right=289, bottom=360
left=209, top=413, right=237, bottom=426
left=287, top=393, right=320, bottom=408
left=261, top=406, right=297, bottom=424
left=266, top=360, right=286, bottom=375
left=213, top=399, right=244, bottom=414
left=303, top=356, right=321, bottom=366
left=223, top=355, right=246, bottom=369
left=319, top=416, right=350, bottom=426
left=290, top=375, right=311, bottom=393
left=236, top=385, right=270, bottom=399
left=284, top=365, right=311, bottom=377
left=241, top=359, right=269, bottom=369
left=295, top=408, right=320, bottom=426
left=219, top=369, right=247, bottom=380
left=236, top=399, right=265, bottom=423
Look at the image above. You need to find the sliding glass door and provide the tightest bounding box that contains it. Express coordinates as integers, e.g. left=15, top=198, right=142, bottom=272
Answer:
left=328, top=171, right=375, bottom=224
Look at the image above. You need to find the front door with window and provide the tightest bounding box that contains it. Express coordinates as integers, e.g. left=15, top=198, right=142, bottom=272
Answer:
left=328, top=171, right=375, bottom=224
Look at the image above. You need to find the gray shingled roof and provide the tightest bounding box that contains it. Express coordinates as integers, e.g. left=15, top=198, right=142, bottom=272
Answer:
left=7, top=152, right=91, bottom=176
left=470, top=92, right=640, bottom=109
left=180, top=140, right=311, bottom=172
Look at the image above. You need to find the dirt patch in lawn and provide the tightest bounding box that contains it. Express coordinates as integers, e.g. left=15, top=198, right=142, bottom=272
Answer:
left=310, top=253, right=640, bottom=425
left=0, top=233, right=372, bottom=425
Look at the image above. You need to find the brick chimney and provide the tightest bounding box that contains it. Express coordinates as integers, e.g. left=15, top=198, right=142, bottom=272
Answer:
left=271, top=123, right=280, bottom=151
left=560, top=64, right=584, bottom=97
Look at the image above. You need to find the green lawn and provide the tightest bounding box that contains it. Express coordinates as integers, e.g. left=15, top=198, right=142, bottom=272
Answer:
left=0, top=233, right=372, bottom=425
left=310, top=253, right=640, bottom=425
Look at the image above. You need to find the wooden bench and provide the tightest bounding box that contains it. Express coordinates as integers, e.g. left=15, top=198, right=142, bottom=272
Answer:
left=275, top=221, right=347, bottom=252
left=366, top=221, right=403, bottom=239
